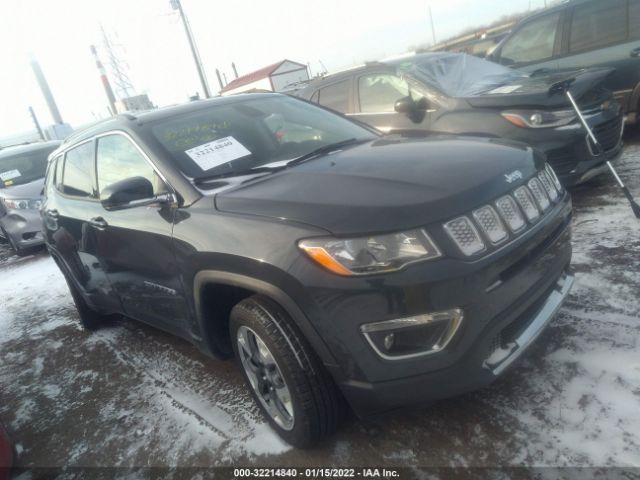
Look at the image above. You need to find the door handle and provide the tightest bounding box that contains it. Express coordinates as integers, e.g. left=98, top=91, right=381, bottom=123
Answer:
left=47, top=209, right=59, bottom=219
left=631, top=47, right=640, bottom=57
left=88, top=217, right=108, bottom=229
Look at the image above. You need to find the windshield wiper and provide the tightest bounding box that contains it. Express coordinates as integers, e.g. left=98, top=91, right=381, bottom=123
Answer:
left=193, top=163, right=287, bottom=184
left=286, top=138, right=370, bottom=167
left=530, top=67, right=553, bottom=78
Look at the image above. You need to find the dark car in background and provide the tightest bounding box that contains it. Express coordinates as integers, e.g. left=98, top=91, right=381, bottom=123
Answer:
left=290, top=53, right=624, bottom=186
left=0, top=141, right=61, bottom=254
left=43, top=93, right=573, bottom=447
left=487, top=0, right=640, bottom=124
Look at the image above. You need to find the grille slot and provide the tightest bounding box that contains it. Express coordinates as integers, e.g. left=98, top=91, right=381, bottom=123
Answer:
left=538, top=171, right=558, bottom=201
left=444, top=216, right=486, bottom=256
left=513, top=186, right=540, bottom=221
left=473, top=206, right=508, bottom=245
left=527, top=178, right=550, bottom=211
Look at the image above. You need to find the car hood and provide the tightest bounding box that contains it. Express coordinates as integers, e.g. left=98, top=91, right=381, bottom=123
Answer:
left=214, top=136, right=541, bottom=235
left=464, top=67, right=614, bottom=109
left=0, top=178, right=43, bottom=199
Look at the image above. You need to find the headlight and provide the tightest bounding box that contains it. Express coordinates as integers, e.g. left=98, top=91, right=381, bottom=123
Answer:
left=2, top=198, right=42, bottom=210
left=298, top=229, right=441, bottom=276
left=501, top=109, right=576, bottom=128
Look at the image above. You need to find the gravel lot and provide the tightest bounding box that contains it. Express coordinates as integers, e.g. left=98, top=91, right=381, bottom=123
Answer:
left=1, top=130, right=639, bottom=474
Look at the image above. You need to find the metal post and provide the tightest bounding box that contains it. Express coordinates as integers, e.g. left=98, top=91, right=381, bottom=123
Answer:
left=428, top=5, right=437, bottom=45
left=216, top=69, right=224, bottom=91
left=171, top=0, right=211, bottom=98
left=28, top=107, right=45, bottom=141
left=29, top=54, right=63, bottom=125
left=232, top=62, right=238, bottom=78
left=90, top=45, right=118, bottom=115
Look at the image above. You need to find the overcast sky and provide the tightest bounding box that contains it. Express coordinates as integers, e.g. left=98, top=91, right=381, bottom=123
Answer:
left=0, top=0, right=545, bottom=137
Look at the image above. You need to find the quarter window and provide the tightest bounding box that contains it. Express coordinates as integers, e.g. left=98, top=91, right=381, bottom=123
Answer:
left=499, top=13, right=560, bottom=64
left=62, top=142, right=96, bottom=198
left=96, top=134, right=166, bottom=199
left=317, top=80, right=350, bottom=113
left=358, top=74, right=410, bottom=113
left=55, top=153, right=65, bottom=191
left=569, top=0, right=627, bottom=52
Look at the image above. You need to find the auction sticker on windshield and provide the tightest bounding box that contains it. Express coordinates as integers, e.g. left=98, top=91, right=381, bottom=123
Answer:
left=185, top=136, right=251, bottom=171
left=0, top=169, right=21, bottom=181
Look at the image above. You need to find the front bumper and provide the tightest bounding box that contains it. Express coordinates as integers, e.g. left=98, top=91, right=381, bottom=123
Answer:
left=0, top=209, right=45, bottom=250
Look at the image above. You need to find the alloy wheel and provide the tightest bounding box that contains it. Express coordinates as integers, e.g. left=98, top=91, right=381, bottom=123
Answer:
left=236, top=325, right=295, bottom=430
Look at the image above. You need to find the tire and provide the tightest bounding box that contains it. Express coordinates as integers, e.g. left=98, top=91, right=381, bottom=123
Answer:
left=230, top=295, right=344, bottom=448
left=60, top=270, right=106, bottom=330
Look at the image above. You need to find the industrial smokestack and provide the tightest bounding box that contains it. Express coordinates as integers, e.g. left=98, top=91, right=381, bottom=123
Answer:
left=90, top=45, right=117, bottom=115
left=29, top=54, right=63, bottom=125
left=232, top=62, right=238, bottom=78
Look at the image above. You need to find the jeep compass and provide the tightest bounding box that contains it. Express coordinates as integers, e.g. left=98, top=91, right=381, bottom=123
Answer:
left=42, top=93, right=573, bottom=447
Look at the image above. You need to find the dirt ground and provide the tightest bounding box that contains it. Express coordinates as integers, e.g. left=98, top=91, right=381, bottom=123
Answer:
left=1, top=130, right=639, bottom=476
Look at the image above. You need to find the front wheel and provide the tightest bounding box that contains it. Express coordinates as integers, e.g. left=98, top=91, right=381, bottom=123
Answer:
left=230, top=295, right=344, bottom=448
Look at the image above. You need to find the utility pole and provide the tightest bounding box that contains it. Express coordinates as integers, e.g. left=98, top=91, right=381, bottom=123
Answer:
left=29, top=54, right=63, bottom=125
left=90, top=45, right=118, bottom=115
left=101, top=25, right=135, bottom=99
left=215, top=69, right=224, bottom=92
left=232, top=62, right=238, bottom=79
left=29, top=107, right=45, bottom=140
left=170, top=0, right=211, bottom=98
left=428, top=5, right=437, bottom=45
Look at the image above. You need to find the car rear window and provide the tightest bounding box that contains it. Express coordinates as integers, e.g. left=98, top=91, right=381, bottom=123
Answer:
left=569, top=0, right=627, bottom=52
left=150, top=96, right=374, bottom=180
left=317, top=80, right=350, bottom=113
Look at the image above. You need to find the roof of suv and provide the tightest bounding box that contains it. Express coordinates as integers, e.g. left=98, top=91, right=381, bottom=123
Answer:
left=0, top=140, right=61, bottom=159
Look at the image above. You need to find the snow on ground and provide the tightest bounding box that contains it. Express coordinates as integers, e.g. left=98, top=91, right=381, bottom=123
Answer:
left=0, top=135, right=639, bottom=470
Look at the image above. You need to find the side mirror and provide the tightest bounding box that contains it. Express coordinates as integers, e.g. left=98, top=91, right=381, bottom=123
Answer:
left=394, top=96, right=427, bottom=124
left=101, top=176, right=169, bottom=210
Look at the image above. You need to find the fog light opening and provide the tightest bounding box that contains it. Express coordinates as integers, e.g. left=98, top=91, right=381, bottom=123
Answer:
left=361, top=309, right=463, bottom=360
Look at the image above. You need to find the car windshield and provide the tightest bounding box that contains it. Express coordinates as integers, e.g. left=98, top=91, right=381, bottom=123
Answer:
left=397, top=53, right=528, bottom=98
left=151, top=95, right=377, bottom=180
left=0, top=147, right=54, bottom=188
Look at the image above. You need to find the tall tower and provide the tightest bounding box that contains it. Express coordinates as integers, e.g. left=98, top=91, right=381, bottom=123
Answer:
left=100, top=25, right=135, bottom=100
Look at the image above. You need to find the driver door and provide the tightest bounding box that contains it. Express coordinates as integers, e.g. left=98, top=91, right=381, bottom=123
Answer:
left=349, top=73, right=435, bottom=133
left=92, top=132, right=190, bottom=334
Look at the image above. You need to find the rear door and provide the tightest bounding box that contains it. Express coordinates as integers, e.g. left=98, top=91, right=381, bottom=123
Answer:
left=560, top=0, right=640, bottom=111
left=93, top=132, right=189, bottom=333
left=42, top=140, right=121, bottom=313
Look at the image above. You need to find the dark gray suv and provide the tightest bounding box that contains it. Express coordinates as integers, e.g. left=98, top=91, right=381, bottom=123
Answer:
left=488, top=0, right=640, bottom=124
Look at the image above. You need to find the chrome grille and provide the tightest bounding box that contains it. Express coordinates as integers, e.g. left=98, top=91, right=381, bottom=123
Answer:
left=538, top=171, right=558, bottom=201
left=443, top=217, right=486, bottom=256
left=472, top=206, right=507, bottom=245
left=513, top=186, right=540, bottom=221
left=442, top=164, right=564, bottom=257
left=528, top=178, right=550, bottom=211
left=495, top=195, right=526, bottom=233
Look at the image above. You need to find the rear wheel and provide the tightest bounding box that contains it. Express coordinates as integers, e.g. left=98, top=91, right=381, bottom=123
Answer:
left=230, top=295, right=344, bottom=448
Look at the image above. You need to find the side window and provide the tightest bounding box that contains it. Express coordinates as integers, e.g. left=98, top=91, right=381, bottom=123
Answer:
left=96, top=134, right=166, bottom=199
left=499, top=13, right=561, bottom=64
left=317, top=80, right=350, bottom=113
left=45, top=155, right=60, bottom=195
left=358, top=74, right=410, bottom=113
left=62, top=142, right=96, bottom=198
left=569, top=0, right=627, bottom=52
left=631, top=0, right=640, bottom=39
left=55, top=153, right=65, bottom=191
